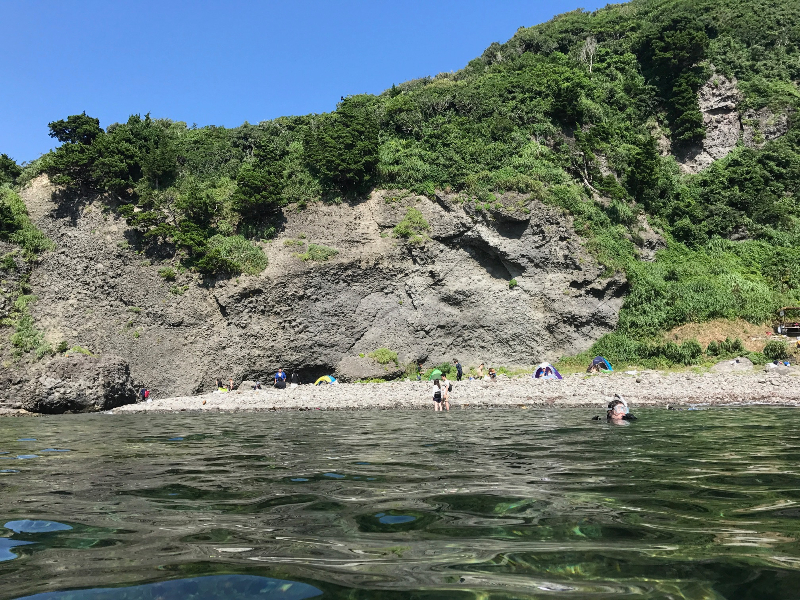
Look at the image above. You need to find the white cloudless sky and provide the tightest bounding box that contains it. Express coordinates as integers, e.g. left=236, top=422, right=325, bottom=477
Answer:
left=0, top=0, right=607, bottom=162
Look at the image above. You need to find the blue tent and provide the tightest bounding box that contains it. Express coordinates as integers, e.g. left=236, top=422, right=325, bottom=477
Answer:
left=587, top=356, right=613, bottom=372
left=534, top=362, right=563, bottom=380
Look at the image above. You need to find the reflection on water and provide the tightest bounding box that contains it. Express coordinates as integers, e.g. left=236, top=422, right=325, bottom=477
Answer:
left=4, top=521, right=72, bottom=534
left=1, top=409, right=800, bottom=599
left=14, top=574, right=323, bottom=599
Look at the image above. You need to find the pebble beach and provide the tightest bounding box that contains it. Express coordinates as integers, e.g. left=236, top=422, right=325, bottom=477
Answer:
left=112, top=367, right=800, bottom=414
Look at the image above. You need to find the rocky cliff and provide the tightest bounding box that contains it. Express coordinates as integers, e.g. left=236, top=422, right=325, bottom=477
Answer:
left=677, top=73, right=791, bottom=173
left=1, top=178, right=626, bottom=400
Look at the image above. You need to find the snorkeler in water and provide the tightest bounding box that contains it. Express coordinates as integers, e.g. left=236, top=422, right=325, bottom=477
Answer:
left=593, top=394, right=637, bottom=421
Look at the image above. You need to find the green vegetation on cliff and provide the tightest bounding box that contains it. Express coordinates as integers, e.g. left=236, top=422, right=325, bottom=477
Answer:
left=9, top=0, right=800, bottom=366
left=0, top=188, right=53, bottom=259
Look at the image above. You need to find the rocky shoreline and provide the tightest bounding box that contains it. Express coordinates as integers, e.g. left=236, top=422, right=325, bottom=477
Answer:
left=4, top=367, right=798, bottom=417
left=108, top=369, right=800, bottom=414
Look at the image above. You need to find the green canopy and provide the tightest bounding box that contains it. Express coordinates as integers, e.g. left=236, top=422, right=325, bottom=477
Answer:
left=428, top=369, right=443, bottom=381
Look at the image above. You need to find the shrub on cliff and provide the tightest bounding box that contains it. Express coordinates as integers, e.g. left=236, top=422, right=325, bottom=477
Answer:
left=196, top=234, right=267, bottom=276
left=369, top=348, right=399, bottom=365
left=296, top=243, right=338, bottom=262
left=0, top=188, right=53, bottom=258
left=158, top=267, right=177, bottom=281
left=393, top=207, right=429, bottom=243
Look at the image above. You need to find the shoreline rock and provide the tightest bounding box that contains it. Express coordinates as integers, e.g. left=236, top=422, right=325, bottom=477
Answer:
left=16, top=354, right=138, bottom=414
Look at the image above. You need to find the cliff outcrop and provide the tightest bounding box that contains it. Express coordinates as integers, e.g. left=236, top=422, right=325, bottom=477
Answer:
left=20, top=353, right=137, bottom=413
left=678, top=73, right=791, bottom=173
left=1, top=178, right=625, bottom=401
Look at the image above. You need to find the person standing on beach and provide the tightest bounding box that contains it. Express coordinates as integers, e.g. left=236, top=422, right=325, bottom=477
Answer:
left=229, top=378, right=235, bottom=392
left=477, top=363, right=484, bottom=378
left=441, top=374, right=451, bottom=411
left=416, top=362, right=423, bottom=381
left=454, top=359, right=462, bottom=381
left=274, top=368, right=287, bottom=389
left=432, top=379, right=443, bottom=411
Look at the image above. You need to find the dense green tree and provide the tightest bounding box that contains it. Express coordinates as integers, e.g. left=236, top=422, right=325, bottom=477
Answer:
left=47, top=112, right=102, bottom=145
left=637, top=16, right=710, bottom=145
left=232, top=142, right=285, bottom=220
left=0, top=154, right=21, bottom=186
left=45, top=113, right=104, bottom=193
left=304, top=95, right=379, bottom=195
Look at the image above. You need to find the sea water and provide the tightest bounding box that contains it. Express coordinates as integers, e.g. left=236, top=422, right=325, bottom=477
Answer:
left=1, top=408, right=800, bottom=599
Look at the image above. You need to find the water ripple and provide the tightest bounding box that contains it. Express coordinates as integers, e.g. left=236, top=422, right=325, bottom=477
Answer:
left=2, top=408, right=800, bottom=599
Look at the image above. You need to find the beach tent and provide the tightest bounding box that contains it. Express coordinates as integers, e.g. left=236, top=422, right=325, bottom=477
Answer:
left=587, top=356, right=613, bottom=372
left=428, top=369, right=443, bottom=381
left=314, top=375, right=338, bottom=386
left=534, top=362, right=563, bottom=380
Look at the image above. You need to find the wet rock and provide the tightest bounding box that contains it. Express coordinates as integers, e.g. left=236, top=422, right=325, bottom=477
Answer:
left=19, top=354, right=137, bottom=414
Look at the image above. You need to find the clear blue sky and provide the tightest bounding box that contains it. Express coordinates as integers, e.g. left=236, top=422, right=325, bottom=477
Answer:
left=1, top=0, right=605, bottom=163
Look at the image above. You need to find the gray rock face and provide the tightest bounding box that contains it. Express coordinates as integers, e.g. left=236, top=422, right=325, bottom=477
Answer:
left=12, top=179, right=627, bottom=398
left=336, top=355, right=403, bottom=381
left=19, top=354, right=137, bottom=413
left=742, top=107, right=790, bottom=149
left=679, top=74, right=742, bottom=173
left=678, top=73, right=790, bottom=174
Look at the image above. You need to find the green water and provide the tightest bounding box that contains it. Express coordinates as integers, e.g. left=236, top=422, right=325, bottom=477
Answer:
left=2, top=408, right=800, bottom=599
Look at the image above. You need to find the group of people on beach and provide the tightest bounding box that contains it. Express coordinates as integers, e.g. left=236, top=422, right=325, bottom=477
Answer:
left=216, top=369, right=300, bottom=393
left=213, top=360, right=636, bottom=423
left=427, top=359, right=502, bottom=411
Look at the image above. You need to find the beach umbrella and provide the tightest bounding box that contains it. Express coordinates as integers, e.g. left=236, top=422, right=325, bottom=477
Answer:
left=428, top=369, right=443, bottom=380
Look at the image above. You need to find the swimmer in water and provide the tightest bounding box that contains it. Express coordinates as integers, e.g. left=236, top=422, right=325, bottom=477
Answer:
left=608, top=394, right=637, bottom=421
left=594, top=394, right=637, bottom=421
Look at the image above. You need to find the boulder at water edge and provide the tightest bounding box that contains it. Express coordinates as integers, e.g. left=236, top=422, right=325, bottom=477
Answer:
left=20, top=354, right=138, bottom=413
